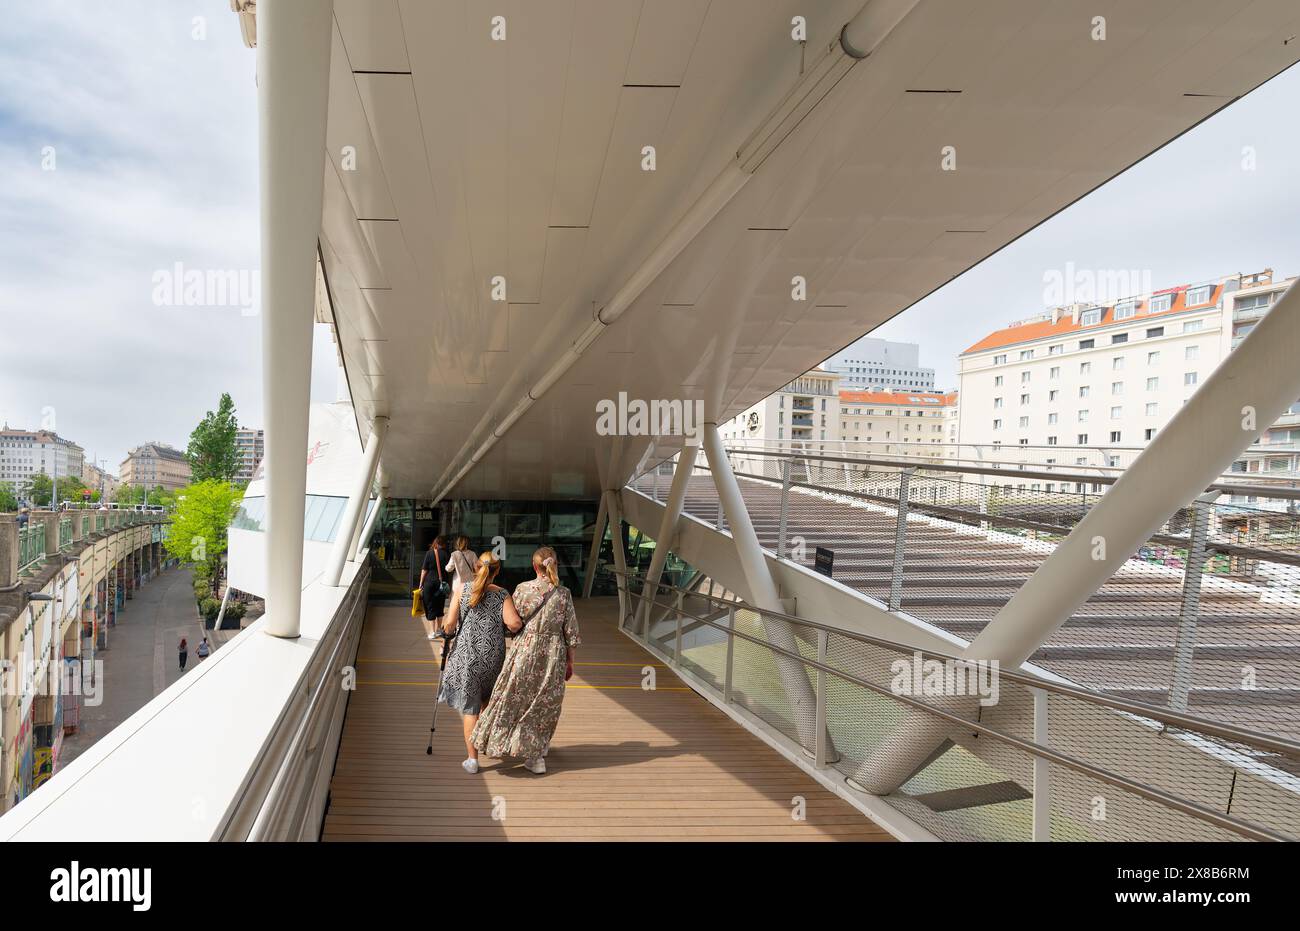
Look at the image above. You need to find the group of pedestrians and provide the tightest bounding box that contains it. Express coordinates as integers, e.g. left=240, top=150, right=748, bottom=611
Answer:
left=420, top=537, right=580, bottom=776
left=177, top=636, right=211, bottom=671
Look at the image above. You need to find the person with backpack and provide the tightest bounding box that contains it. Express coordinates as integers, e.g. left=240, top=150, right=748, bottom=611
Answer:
left=196, top=638, right=211, bottom=661
left=472, top=547, right=581, bottom=775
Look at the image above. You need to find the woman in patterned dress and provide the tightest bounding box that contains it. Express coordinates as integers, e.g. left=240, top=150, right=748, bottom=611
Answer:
left=438, top=551, right=523, bottom=774
left=472, top=546, right=581, bottom=774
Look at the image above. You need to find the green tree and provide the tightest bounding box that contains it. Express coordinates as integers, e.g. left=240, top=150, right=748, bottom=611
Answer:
left=0, top=484, right=18, bottom=512
left=187, top=393, right=241, bottom=483
left=164, top=480, right=240, bottom=594
left=26, top=472, right=87, bottom=507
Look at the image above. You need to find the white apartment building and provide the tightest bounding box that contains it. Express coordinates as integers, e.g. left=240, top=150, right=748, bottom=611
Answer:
left=957, top=268, right=1295, bottom=494
left=235, top=427, right=265, bottom=483
left=720, top=369, right=842, bottom=450
left=822, top=336, right=935, bottom=391
left=839, top=390, right=957, bottom=454
left=0, top=428, right=85, bottom=497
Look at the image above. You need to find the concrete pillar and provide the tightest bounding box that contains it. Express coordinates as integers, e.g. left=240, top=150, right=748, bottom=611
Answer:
left=0, top=517, right=18, bottom=586
left=257, top=0, right=334, bottom=636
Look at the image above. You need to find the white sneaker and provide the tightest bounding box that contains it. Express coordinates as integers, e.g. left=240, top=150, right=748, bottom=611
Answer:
left=462, top=758, right=479, bottom=774
left=427, top=632, right=438, bottom=640
left=525, top=757, right=546, bottom=774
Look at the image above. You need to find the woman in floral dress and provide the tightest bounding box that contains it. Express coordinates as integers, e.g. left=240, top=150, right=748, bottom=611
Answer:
left=473, top=546, right=581, bottom=774
left=439, top=551, right=523, bottom=774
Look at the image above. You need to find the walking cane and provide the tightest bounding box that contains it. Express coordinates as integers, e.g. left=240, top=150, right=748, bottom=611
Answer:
left=426, top=630, right=455, bottom=755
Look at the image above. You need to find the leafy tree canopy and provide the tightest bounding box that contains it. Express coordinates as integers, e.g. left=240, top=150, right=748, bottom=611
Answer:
left=187, top=393, right=241, bottom=483
left=164, top=480, right=241, bottom=590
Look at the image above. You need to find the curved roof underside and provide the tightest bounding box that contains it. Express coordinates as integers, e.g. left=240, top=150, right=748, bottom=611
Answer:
left=314, top=0, right=1300, bottom=500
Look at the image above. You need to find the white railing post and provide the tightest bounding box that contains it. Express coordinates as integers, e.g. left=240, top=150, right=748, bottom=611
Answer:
left=258, top=0, right=334, bottom=638
left=323, top=417, right=387, bottom=588
left=1032, top=688, right=1051, bottom=842
left=1170, top=491, right=1221, bottom=711
left=814, top=627, right=829, bottom=768
left=723, top=605, right=736, bottom=703
left=674, top=589, right=684, bottom=661
left=888, top=468, right=915, bottom=611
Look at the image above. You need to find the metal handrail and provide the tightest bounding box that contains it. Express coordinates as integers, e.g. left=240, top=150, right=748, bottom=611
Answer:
left=720, top=445, right=1300, bottom=501
left=608, top=568, right=1296, bottom=842
left=608, top=566, right=1300, bottom=760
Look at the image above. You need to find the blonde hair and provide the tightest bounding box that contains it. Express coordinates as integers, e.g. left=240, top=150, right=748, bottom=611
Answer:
left=533, top=546, right=559, bottom=587
left=455, top=535, right=471, bottom=551
left=469, top=551, right=501, bottom=607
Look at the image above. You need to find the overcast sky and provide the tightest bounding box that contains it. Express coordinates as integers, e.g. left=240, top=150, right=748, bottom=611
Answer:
left=0, top=0, right=337, bottom=472
left=1, top=4, right=1296, bottom=472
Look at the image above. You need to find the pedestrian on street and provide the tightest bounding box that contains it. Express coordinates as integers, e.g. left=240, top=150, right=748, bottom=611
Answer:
left=179, top=637, right=189, bottom=671
left=196, top=638, right=211, bottom=661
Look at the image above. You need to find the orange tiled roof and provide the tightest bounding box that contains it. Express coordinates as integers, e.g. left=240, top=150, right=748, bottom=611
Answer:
left=961, top=283, right=1223, bottom=355
left=839, top=390, right=956, bottom=407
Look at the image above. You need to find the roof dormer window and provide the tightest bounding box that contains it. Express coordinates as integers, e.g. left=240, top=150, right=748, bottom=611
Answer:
left=1186, top=285, right=1212, bottom=306
left=1149, top=293, right=1172, bottom=313
left=1114, top=300, right=1137, bottom=320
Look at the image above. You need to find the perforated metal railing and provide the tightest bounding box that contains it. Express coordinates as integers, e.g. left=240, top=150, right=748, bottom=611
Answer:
left=629, top=447, right=1300, bottom=744
left=609, top=568, right=1300, bottom=842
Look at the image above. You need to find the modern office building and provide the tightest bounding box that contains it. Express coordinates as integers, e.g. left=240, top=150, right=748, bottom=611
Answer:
left=823, top=336, right=935, bottom=392
left=235, top=427, right=265, bottom=484
left=0, top=428, right=85, bottom=498
left=120, top=442, right=192, bottom=491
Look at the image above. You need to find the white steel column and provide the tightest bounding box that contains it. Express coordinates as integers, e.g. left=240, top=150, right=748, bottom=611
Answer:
left=857, top=277, right=1300, bottom=793
left=605, top=489, right=632, bottom=626
left=702, top=423, right=822, bottom=750
left=636, top=444, right=699, bottom=633
left=258, top=0, right=334, bottom=639
left=351, top=488, right=386, bottom=563
left=348, top=465, right=384, bottom=562
left=581, top=492, right=608, bottom=599
left=324, top=417, right=387, bottom=588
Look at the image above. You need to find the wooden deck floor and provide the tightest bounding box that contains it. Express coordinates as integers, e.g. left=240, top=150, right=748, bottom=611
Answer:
left=323, top=597, right=891, bottom=841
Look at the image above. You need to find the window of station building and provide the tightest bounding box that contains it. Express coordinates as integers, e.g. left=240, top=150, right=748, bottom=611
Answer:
left=1147, top=350, right=1160, bottom=364
left=1020, top=393, right=1030, bottom=405
left=1018, top=416, right=1029, bottom=428
left=1020, top=349, right=1033, bottom=360
left=1187, top=285, right=1212, bottom=306
left=1048, top=344, right=1063, bottom=355
left=1078, top=338, right=1095, bottom=350
left=1078, top=385, right=1090, bottom=398
left=1111, top=381, right=1123, bottom=395
left=994, top=354, right=1007, bottom=365
left=1048, top=389, right=1060, bottom=401
left=1110, top=431, right=1122, bottom=443
left=993, top=375, right=1004, bottom=386
left=1077, top=433, right=1088, bottom=444
left=1146, top=326, right=1164, bottom=338
left=1049, top=366, right=1060, bottom=380
left=1185, top=371, right=1198, bottom=386
left=1081, top=309, right=1101, bottom=326
left=1078, top=410, right=1089, bottom=422
left=1047, top=436, right=1058, bottom=445
left=1114, top=300, right=1137, bottom=320
left=993, top=419, right=1002, bottom=430
left=1145, top=402, right=1158, bottom=416
left=1145, top=428, right=1157, bottom=440
left=994, top=397, right=1004, bottom=409
left=1080, top=361, right=1091, bottom=374
left=1048, top=412, right=1059, bottom=425
left=1110, top=406, right=1122, bottom=419
left=1111, top=333, right=1128, bottom=344
left=1183, top=319, right=1204, bottom=333
left=1112, top=356, right=1125, bottom=371
left=1149, top=293, right=1173, bottom=313
left=1185, top=345, right=1199, bottom=360
left=1019, top=438, right=1030, bottom=446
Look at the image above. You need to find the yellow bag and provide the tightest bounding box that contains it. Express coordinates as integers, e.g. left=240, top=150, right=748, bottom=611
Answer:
left=411, top=588, right=423, bottom=617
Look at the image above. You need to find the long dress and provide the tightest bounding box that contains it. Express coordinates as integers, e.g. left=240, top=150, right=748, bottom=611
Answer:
left=437, top=586, right=508, bottom=715
left=472, top=579, right=581, bottom=760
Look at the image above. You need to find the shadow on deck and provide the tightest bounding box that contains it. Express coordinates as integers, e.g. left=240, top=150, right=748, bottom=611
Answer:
left=323, top=597, right=891, bottom=841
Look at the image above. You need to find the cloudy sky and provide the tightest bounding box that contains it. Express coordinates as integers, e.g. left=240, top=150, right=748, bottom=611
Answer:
left=0, top=0, right=337, bottom=472
left=1, top=3, right=1296, bottom=473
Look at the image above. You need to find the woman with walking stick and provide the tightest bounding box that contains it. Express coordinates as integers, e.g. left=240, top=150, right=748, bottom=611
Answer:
left=436, top=552, right=522, bottom=773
